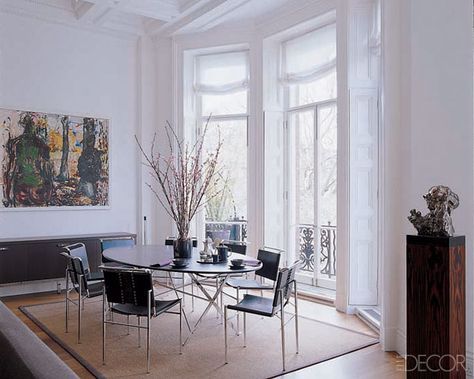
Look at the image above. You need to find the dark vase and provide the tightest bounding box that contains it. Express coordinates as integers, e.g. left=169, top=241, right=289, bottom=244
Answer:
left=173, top=238, right=193, bottom=258
left=217, top=245, right=230, bottom=262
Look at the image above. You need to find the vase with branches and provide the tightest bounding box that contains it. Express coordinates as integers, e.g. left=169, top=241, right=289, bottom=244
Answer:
left=136, top=119, right=222, bottom=258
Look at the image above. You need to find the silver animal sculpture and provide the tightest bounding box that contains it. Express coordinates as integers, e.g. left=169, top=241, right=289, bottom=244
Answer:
left=408, top=185, right=460, bottom=237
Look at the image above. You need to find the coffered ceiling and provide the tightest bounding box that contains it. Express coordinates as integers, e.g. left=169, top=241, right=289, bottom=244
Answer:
left=0, top=0, right=302, bottom=37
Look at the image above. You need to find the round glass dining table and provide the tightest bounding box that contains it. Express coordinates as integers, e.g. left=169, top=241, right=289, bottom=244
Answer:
left=102, top=244, right=260, bottom=275
left=102, top=244, right=262, bottom=339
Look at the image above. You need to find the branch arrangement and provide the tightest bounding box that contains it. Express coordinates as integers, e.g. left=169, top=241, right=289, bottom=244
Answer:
left=136, top=118, right=222, bottom=240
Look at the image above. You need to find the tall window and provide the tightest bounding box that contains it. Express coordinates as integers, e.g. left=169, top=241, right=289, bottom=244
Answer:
left=194, top=51, right=249, bottom=242
left=282, top=24, right=337, bottom=289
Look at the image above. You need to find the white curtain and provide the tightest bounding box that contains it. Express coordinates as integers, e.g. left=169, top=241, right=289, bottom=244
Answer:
left=282, top=23, right=336, bottom=84
left=195, top=51, right=249, bottom=94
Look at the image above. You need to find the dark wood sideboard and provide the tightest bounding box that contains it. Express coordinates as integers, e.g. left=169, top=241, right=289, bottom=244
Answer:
left=407, top=235, right=465, bottom=379
left=0, top=232, right=136, bottom=285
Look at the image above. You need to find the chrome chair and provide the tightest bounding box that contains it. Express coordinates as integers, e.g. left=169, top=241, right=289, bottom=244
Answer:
left=64, top=242, right=103, bottom=281
left=100, top=237, right=135, bottom=267
left=224, top=247, right=282, bottom=332
left=164, top=237, right=198, bottom=248
left=224, top=261, right=300, bottom=371
left=217, top=240, right=249, bottom=308
left=60, top=248, right=103, bottom=344
left=101, top=266, right=182, bottom=374
left=223, top=240, right=248, bottom=255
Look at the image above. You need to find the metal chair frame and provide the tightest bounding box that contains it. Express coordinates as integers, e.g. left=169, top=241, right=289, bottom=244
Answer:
left=60, top=249, right=102, bottom=344
left=223, top=246, right=284, bottom=333
left=224, top=261, right=300, bottom=372
left=101, top=266, right=183, bottom=374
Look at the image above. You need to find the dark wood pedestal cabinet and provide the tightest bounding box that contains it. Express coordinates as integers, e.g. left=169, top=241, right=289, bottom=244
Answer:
left=406, top=235, right=465, bottom=379
left=0, top=233, right=136, bottom=285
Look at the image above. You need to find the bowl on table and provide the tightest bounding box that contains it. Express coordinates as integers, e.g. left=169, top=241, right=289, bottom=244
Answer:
left=172, top=258, right=188, bottom=268
left=230, top=258, right=244, bottom=268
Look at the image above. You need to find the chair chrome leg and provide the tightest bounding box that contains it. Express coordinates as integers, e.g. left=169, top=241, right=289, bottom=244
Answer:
left=78, top=275, right=83, bottom=344
left=236, top=288, right=240, bottom=335
left=215, top=279, right=219, bottom=318
left=243, top=312, right=247, bottom=348
left=102, top=287, right=106, bottom=365
left=147, top=289, right=152, bottom=373
left=147, top=314, right=150, bottom=371
left=182, top=273, right=185, bottom=307
left=65, top=269, right=69, bottom=333
left=224, top=306, right=228, bottom=364
left=191, top=281, right=194, bottom=312
left=294, top=281, right=299, bottom=354
left=220, top=287, right=223, bottom=321
left=179, top=301, right=183, bottom=354
left=280, top=296, right=286, bottom=371
left=138, top=316, right=141, bottom=348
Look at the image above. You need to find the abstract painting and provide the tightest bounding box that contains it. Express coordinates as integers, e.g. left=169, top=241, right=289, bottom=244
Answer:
left=0, top=108, right=109, bottom=208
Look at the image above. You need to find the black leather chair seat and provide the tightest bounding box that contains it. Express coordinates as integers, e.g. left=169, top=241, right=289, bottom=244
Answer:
left=227, top=294, right=274, bottom=317
left=226, top=277, right=274, bottom=290
left=87, top=271, right=104, bottom=281
left=111, top=299, right=180, bottom=317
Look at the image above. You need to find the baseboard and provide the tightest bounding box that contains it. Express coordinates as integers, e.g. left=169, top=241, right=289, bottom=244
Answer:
left=395, top=328, right=406, bottom=356
left=466, top=348, right=473, bottom=377
left=0, top=278, right=65, bottom=298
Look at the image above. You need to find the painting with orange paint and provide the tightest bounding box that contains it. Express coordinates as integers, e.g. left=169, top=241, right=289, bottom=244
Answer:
left=0, top=108, right=109, bottom=208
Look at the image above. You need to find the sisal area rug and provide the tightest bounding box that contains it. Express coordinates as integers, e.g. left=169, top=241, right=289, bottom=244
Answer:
left=20, top=293, right=377, bottom=379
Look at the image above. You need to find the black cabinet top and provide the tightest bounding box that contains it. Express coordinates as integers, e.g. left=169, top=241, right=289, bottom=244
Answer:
left=406, top=234, right=465, bottom=246
left=0, top=232, right=136, bottom=245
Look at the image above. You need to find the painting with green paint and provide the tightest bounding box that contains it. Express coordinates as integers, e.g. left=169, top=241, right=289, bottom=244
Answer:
left=0, top=108, right=109, bottom=208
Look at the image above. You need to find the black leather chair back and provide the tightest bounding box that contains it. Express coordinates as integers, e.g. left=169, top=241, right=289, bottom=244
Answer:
left=60, top=252, right=88, bottom=293
left=272, top=261, right=299, bottom=313
left=102, top=268, right=154, bottom=309
left=64, top=243, right=91, bottom=276
left=255, top=248, right=281, bottom=281
left=224, top=241, right=247, bottom=255
left=165, top=237, right=198, bottom=247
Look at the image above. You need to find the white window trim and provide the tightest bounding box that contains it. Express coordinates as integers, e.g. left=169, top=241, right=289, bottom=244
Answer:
left=280, top=21, right=338, bottom=291
left=193, top=49, right=251, bottom=243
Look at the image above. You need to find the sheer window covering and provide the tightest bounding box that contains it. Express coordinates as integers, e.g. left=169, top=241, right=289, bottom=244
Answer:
left=282, top=23, right=336, bottom=85
left=195, top=51, right=249, bottom=94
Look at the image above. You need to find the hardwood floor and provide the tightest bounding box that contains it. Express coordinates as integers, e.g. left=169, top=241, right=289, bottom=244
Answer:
left=280, top=344, right=404, bottom=379
left=2, top=291, right=404, bottom=379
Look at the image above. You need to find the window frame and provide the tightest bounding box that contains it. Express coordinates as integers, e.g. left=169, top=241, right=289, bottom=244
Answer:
left=193, top=50, right=251, bottom=242
left=281, top=23, right=338, bottom=289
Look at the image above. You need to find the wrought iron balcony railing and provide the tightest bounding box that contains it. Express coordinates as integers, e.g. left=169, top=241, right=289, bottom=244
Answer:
left=204, top=221, right=336, bottom=279
left=298, top=223, right=337, bottom=278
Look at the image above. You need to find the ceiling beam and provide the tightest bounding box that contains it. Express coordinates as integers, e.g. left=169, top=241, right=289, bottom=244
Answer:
left=191, top=0, right=251, bottom=32
left=73, top=0, right=115, bottom=24
left=148, top=0, right=250, bottom=37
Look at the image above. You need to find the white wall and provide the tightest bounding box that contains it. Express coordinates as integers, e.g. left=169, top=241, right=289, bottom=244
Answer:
left=382, top=0, right=474, bottom=361
left=137, top=35, right=174, bottom=245
left=0, top=13, right=139, bottom=238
